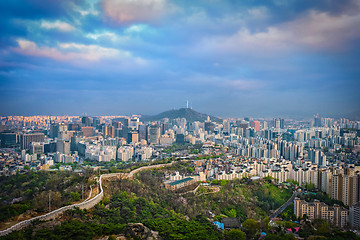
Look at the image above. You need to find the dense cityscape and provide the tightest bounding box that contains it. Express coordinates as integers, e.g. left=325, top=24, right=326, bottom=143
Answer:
left=0, top=106, right=360, bottom=239
left=1, top=0, right=360, bottom=239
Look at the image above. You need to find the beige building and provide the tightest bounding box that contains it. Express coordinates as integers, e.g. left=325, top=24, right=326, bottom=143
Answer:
left=331, top=172, right=360, bottom=207
left=294, top=197, right=348, bottom=227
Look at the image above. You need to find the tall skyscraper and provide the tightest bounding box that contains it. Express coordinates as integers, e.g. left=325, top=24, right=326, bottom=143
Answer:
left=251, top=121, right=260, bottom=131
left=148, top=125, right=160, bottom=144
left=314, top=114, right=322, bottom=127
left=273, top=118, right=285, bottom=129
left=82, top=116, right=92, bottom=126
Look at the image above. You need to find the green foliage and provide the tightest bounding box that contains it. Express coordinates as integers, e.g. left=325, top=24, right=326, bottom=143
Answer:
left=303, top=182, right=316, bottom=191
left=301, top=191, right=344, bottom=207
left=70, top=192, right=81, bottom=201
left=0, top=203, right=30, bottom=222
left=93, top=191, right=171, bottom=225
left=224, top=229, right=246, bottom=240
left=254, top=182, right=293, bottom=211
left=279, top=203, right=296, bottom=221
left=144, top=215, right=223, bottom=240
left=263, top=217, right=270, bottom=232
left=265, top=232, right=296, bottom=240
left=285, top=179, right=299, bottom=186
left=312, top=219, right=331, bottom=236
left=0, top=220, right=126, bottom=240
left=226, top=209, right=237, bottom=218
left=242, top=219, right=260, bottom=238
left=163, top=144, right=189, bottom=154
left=264, top=175, right=274, bottom=182
left=194, top=155, right=222, bottom=160
left=212, top=180, right=219, bottom=185
left=0, top=170, right=92, bottom=222
left=0, top=163, right=302, bottom=240
left=220, top=180, right=229, bottom=186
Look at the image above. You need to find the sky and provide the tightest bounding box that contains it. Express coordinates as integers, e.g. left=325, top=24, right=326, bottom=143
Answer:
left=0, top=0, right=359, bottom=119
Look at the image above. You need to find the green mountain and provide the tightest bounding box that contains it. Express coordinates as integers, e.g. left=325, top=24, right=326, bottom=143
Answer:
left=141, top=108, right=220, bottom=122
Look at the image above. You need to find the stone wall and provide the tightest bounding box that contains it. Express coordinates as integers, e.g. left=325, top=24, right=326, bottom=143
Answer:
left=0, top=160, right=181, bottom=237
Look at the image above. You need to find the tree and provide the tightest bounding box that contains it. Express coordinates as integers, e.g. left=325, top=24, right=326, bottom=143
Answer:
left=262, top=217, right=270, bottom=232
left=242, top=219, right=260, bottom=238
left=211, top=180, right=219, bottom=185
left=226, top=209, right=237, bottom=218
left=220, top=180, right=229, bottom=186
left=70, top=192, right=81, bottom=201
left=224, top=229, right=246, bottom=240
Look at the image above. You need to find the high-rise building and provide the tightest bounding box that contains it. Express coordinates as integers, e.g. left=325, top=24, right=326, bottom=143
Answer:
left=129, top=117, right=140, bottom=129
left=116, top=117, right=129, bottom=127
left=176, top=134, right=185, bottom=144
left=92, top=117, right=101, bottom=128
left=330, top=171, right=360, bottom=207
left=127, top=131, right=139, bottom=144
left=68, top=123, right=81, bottom=131
left=20, top=133, right=45, bottom=150
left=148, top=125, right=160, bottom=144
left=103, top=124, right=115, bottom=138
left=30, top=142, right=44, bottom=154
left=82, top=116, right=92, bottom=126
left=273, top=118, right=285, bottom=129
left=138, top=125, right=147, bottom=140
left=314, top=115, right=322, bottom=127
left=81, top=127, right=95, bottom=137
left=50, top=123, right=59, bottom=138
left=0, top=132, right=17, bottom=147
left=56, top=140, right=71, bottom=154
left=251, top=121, right=260, bottom=131
left=44, top=141, right=57, bottom=153
left=350, top=203, right=360, bottom=229
left=205, top=121, right=215, bottom=132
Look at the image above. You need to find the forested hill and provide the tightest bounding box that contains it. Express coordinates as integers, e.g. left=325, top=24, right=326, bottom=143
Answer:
left=141, top=108, right=221, bottom=122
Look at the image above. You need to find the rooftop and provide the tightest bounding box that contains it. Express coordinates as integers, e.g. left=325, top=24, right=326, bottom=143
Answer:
left=168, top=177, right=193, bottom=186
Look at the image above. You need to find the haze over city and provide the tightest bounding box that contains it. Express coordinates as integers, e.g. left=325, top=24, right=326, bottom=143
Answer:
left=0, top=0, right=360, bottom=118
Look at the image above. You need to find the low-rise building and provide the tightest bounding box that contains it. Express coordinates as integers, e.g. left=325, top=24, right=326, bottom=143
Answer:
left=165, top=177, right=195, bottom=190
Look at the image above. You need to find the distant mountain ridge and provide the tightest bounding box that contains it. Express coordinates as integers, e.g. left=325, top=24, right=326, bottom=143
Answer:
left=141, top=108, right=220, bottom=122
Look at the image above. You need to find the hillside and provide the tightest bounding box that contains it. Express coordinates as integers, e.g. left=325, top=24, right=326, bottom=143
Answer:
left=141, top=108, right=220, bottom=122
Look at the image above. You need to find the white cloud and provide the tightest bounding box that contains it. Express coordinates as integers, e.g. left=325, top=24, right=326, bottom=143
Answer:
left=41, top=20, right=76, bottom=32
left=86, top=31, right=129, bottom=43
left=14, top=39, right=146, bottom=65
left=124, top=24, right=149, bottom=34
left=79, top=9, right=99, bottom=16
left=102, top=0, right=177, bottom=24
left=198, top=9, right=360, bottom=55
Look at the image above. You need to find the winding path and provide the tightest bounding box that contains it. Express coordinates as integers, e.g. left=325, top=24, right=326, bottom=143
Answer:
left=0, top=161, right=177, bottom=237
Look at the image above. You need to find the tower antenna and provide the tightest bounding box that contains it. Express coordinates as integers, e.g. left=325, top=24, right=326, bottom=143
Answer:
left=186, top=99, right=189, bottom=108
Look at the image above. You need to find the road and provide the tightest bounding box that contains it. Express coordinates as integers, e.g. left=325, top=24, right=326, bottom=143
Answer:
left=270, top=191, right=298, bottom=219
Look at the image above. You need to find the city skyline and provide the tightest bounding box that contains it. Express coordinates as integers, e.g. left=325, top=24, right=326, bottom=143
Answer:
left=1, top=0, right=360, bottom=118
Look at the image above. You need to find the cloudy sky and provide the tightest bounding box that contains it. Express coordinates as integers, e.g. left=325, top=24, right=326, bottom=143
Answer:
left=0, top=0, right=359, bottom=118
